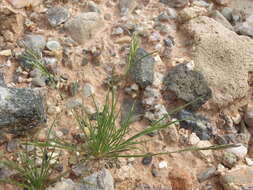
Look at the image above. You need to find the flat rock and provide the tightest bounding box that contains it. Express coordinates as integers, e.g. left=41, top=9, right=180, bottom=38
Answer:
left=163, top=63, right=212, bottom=110
left=0, top=83, right=46, bottom=134
left=64, top=12, right=104, bottom=45
left=130, top=48, right=155, bottom=88
left=220, top=166, right=253, bottom=190
left=182, top=16, right=253, bottom=108
left=47, top=6, right=69, bottom=27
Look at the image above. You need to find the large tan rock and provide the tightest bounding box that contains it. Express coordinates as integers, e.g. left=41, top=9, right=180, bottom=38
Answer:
left=64, top=12, right=104, bottom=45
left=182, top=16, right=253, bottom=108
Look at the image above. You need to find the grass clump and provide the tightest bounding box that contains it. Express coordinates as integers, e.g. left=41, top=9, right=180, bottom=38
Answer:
left=0, top=127, right=61, bottom=190
left=20, top=48, right=55, bottom=83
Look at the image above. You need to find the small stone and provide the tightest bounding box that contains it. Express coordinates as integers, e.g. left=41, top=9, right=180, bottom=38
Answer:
left=221, top=7, right=233, bottom=22
left=135, top=184, right=152, bottom=190
left=166, top=8, right=177, bottom=19
left=32, top=77, right=47, bottom=87
left=22, top=34, right=46, bottom=51
left=82, top=83, right=95, bottom=97
left=158, top=12, right=170, bottom=22
left=165, top=124, right=179, bottom=143
left=45, top=178, right=78, bottom=190
left=212, top=0, right=228, bottom=5
left=47, top=6, right=69, bottom=27
left=245, top=157, right=253, bottom=166
left=6, top=139, right=19, bottom=152
left=112, top=27, right=124, bottom=35
left=115, top=36, right=132, bottom=44
left=188, top=133, right=200, bottom=145
left=197, top=167, right=216, bottom=183
left=65, top=98, right=82, bottom=109
left=0, top=50, right=12, bottom=56
left=142, top=156, right=153, bottom=165
left=235, top=14, right=253, bottom=37
left=196, top=140, right=213, bottom=159
left=159, top=161, right=168, bottom=169
left=226, top=144, right=248, bottom=158
left=119, top=0, right=137, bottom=15
left=87, top=1, right=101, bottom=13
left=222, top=152, right=237, bottom=169
left=72, top=163, right=89, bottom=176
left=46, top=40, right=62, bottom=51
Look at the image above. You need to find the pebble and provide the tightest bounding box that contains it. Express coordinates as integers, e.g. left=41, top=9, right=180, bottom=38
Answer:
left=197, top=167, right=216, bottom=183
left=115, top=36, right=132, bottom=44
left=65, top=98, right=82, bottom=109
left=46, top=40, right=62, bottom=51
left=245, top=157, right=253, bottom=166
left=222, top=152, right=237, bottom=169
left=166, top=8, right=177, bottom=19
left=135, top=183, right=152, bottom=190
left=32, top=77, right=46, bottom=87
left=221, top=7, right=233, bottom=22
left=0, top=50, right=12, bottom=56
left=22, top=34, right=46, bottom=51
left=158, top=161, right=168, bottom=169
left=47, top=6, right=70, bottom=27
left=112, top=27, right=124, bottom=35
left=6, top=139, right=19, bottom=152
left=82, top=83, right=95, bottom=97
left=142, top=155, right=153, bottom=165
left=226, top=144, right=248, bottom=158
left=0, top=135, right=8, bottom=145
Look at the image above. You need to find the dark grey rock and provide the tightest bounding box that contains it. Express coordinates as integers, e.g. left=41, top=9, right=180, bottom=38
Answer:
left=222, top=152, right=237, bottom=169
left=177, top=110, right=213, bottom=140
left=142, top=155, right=152, bottom=165
left=135, top=184, right=152, bottom=190
left=121, top=97, right=144, bottom=123
left=163, top=63, right=212, bottom=111
left=130, top=48, right=155, bottom=88
left=47, top=6, right=69, bottom=27
left=0, top=86, right=46, bottom=134
left=22, top=34, right=46, bottom=51
left=197, top=167, right=216, bottom=183
left=159, top=0, right=188, bottom=8
left=80, top=168, right=114, bottom=190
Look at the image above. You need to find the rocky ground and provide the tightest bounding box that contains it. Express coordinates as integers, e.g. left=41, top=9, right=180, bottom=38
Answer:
left=1, top=0, right=253, bottom=189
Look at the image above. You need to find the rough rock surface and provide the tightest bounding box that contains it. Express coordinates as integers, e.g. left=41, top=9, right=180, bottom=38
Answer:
left=159, top=0, right=188, bottom=8
left=64, top=12, right=104, bottom=45
left=182, top=16, right=253, bottom=108
left=47, top=6, right=69, bottom=27
left=0, top=79, right=46, bottom=134
left=163, top=63, right=212, bottom=110
left=219, top=166, right=253, bottom=190
left=130, top=48, right=155, bottom=88
left=80, top=168, right=114, bottom=190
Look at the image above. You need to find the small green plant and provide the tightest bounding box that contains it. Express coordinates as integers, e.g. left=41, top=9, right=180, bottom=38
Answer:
left=0, top=126, right=61, bottom=190
left=21, top=48, right=55, bottom=83
left=33, top=89, right=238, bottom=162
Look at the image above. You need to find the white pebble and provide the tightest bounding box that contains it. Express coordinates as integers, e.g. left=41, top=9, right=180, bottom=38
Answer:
left=159, top=161, right=168, bottom=169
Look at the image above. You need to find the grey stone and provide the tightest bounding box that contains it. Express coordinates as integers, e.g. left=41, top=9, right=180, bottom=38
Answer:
left=46, top=40, right=62, bottom=51
left=47, top=6, right=69, bottom=27
left=163, top=63, right=212, bottom=111
left=221, top=7, right=233, bottom=22
left=82, top=83, right=95, bottom=97
left=121, top=97, right=144, bottom=123
left=46, top=178, right=80, bottom=190
left=177, top=110, right=213, bottom=140
left=72, top=163, right=89, bottom=176
left=166, top=8, right=177, bottom=19
left=211, top=10, right=233, bottom=30
left=119, top=0, right=137, bottom=15
left=0, top=72, right=5, bottom=86
left=6, top=139, right=19, bottom=152
left=220, top=166, right=253, bottom=190
left=0, top=86, right=46, bottom=134
left=32, top=77, right=47, bottom=87
left=130, top=48, right=155, bottom=88
left=80, top=168, right=114, bottom=190
left=222, top=152, right=237, bottom=169
left=235, top=14, right=253, bottom=37
left=158, top=12, right=170, bottom=22
left=22, top=34, right=46, bottom=51
left=182, top=16, right=253, bottom=108
left=112, top=27, right=124, bottom=35
left=64, top=12, right=104, bottom=45
left=135, top=184, right=152, bottom=190
left=197, top=167, right=217, bottom=183
left=159, top=0, right=188, bottom=8
left=65, top=98, right=82, bottom=109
